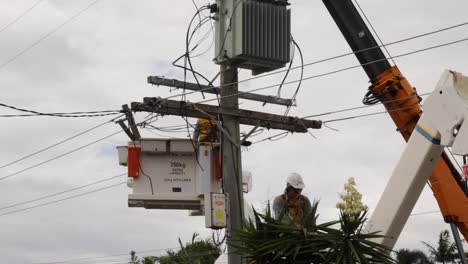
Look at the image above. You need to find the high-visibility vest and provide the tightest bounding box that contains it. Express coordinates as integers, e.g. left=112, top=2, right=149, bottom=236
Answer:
left=198, top=118, right=219, bottom=142
left=275, top=194, right=308, bottom=224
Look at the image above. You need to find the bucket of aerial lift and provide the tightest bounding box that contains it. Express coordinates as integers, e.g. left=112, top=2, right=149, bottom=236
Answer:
left=124, top=138, right=222, bottom=211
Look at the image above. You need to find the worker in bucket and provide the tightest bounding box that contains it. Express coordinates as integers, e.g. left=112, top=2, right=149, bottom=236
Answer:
left=193, top=118, right=220, bottom=145
left=273, top=173, right=312, bottom=225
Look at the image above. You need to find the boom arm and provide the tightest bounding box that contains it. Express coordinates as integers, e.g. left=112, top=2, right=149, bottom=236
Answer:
left=322, top=0, right=468, bottom=242
left=366, top=71, right=468, bottom=248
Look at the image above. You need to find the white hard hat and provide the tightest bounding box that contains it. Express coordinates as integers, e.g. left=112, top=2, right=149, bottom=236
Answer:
left=286, top=172, right=305, bottom=189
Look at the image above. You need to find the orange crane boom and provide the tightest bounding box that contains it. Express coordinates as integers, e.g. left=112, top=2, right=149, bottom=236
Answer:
left=323, top=0, right=468, bottom=240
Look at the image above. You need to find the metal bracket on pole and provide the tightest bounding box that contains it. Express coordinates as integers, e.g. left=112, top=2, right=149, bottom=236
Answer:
left=148, top=76, right=296, bottom=107
left=122, top=104, right=141, bottom=140
left=240, top=126, right=259, bottom=146
left=131, top=98, right=321, bottom=133
left=117, top=119, right=135, bottom=141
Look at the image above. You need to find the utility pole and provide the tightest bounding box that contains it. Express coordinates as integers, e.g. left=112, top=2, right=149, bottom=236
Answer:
left=128, top=2, right=309, bottom=263
left=220, top=65, right=243, bottom=264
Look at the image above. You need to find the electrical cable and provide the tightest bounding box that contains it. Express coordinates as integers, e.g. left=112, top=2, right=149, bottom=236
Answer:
left=40, top=249, right=223, bottom=264
left=0, top=129, right=123, bottom=182
left=251, top=94, right=432, bottom=145
left=0, top=0, right=101, bottom=71
left=162, top=36, right=468, bottom=105
left=34, top=250, right=162, bottom=264
left=276, top=34, right=295, bottom=98
left=143, top=127, right=173, bottom=138
left=252, top=131, right=289, bottom=145
left=353, top=0, right=396, bottom=66
left=0, top=0, right=45, bottom=34
left=173, top=5, right=211, bottom=100
left=0, top=114, right=156, bottom=182
left=302, top=93, right=431, bottom=119
left=0, top=173, right=125, bottom=211
left=0, top=181, right=126, bottom=217
left=0, top=102, right=121, bottom=117
left=167, top=21, right=468, bottom=99
left=0, top=114, right=124, bottom=169
left=284, top=36, right=304, bottom=116
left=322, top=104, right=421, bottom=124
left=190, top=17, right=215, bottom=58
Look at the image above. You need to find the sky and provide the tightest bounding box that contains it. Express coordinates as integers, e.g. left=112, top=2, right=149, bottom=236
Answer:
left=0, top=0, right=467, bottom=263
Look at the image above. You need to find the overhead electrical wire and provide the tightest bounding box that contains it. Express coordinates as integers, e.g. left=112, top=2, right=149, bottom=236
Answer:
left=302, top=92, right=431, bottom=119
left=353, top=0, right=396, bottom=66
left=161, top=35, right=468, bottom=106
left=322, top=104, right=422, bottom=124
left=0, top=129, right=124, bottom=182
left=284, top=36, right=304, bottom=116
left=0, top=173, right=125, bottom=211
left=0, top=102, right=121, bottom=117
left=0, top=0, right=100, bottom=71
left=252, top=93, right=433, bottom=145
left=0, top=181, right=126, bottom=217
left=0, top=0, right=45, bottom=34
left=160, top=20, right=468, bottom=102
left=276, top=35, right=296, bottom=99
left=33, top=247, right=180, bottom=264
left=37, top=248, right=222, bottom=264
left=0, top=114, right=124, bottom=169
left=0, top=113, right=165, bottom=182
left=226, top=21, right=468, bottom=90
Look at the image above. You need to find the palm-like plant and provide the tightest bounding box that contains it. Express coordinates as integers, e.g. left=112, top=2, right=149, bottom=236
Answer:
left=422, top=230, right=458, bottom=264
left=234, top=201, right=395, bottom=263
left=395, top=248, right=433, bottom=264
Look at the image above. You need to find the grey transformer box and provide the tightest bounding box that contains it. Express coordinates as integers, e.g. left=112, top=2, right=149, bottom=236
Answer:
left=214, top=0, right=291, bottom=75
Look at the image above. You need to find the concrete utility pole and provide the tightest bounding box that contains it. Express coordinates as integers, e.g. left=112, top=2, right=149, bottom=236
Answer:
left=220, top=65, right=243, bottom=264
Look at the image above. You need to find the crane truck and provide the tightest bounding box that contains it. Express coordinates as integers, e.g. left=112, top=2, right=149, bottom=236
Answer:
left=322, top=0, right=468, bottom=251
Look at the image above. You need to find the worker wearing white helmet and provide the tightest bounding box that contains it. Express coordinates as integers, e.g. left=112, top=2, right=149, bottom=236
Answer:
left=273, top=173, right=312, bottom=225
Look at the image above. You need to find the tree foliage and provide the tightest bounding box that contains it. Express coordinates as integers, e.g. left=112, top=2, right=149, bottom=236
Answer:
left=155, top=233, right=221, bottom=264
left=422, top=230, right=458, bottom=264
left=129, top=250, right=156, bottom=264
left=395, top=248, right=433, bottom=264
left=233, top=201, right=395, bottom=263
left=128, top=233, right=220, bottom=264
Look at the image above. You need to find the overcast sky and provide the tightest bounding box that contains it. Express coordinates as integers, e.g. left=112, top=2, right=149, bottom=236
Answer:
left=0, top=0, right=467, bottom=263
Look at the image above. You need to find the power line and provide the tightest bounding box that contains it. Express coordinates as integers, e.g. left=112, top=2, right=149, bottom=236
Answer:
left=0, top=173, right=125, bottom=211
left=353, top=0, right=396, bottom=66
left=233, top=21, right=468, bottom=89
left=0, top=114, right=171, bottom=182
left=0, top=0, right=45, bottom=34
left=303, top=92, right=430, bottom=119
left=160, top=21, right=468, bottom=101
left=0, top=181, right=126, bottom=217
left=251, top=94, right=432, bottom=145
left=0, top=0, right=100, bottom=71
left=164, top=36, right=468, bottom=106
left=0, top=102, right=121, bottom=117
left=0, top=129, right=123, bottom=182
left=33, top=248, right=180, bottom=264
left=322, top=104, right=422, bottom=124
left=410, top=210, right=440, bottom=217
left=37, top=249, right=223, bottom=264
left=0, top=115, right=123, bottom=169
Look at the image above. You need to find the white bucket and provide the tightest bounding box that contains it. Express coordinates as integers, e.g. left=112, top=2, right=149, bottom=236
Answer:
left=117, top=146, right=128, bottom=166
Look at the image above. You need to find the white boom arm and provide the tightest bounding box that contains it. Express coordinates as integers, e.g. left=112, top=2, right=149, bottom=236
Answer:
left=366, top=70, right=468, bottom=249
